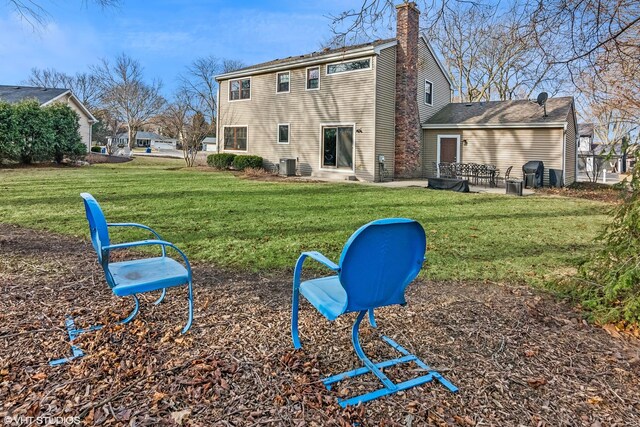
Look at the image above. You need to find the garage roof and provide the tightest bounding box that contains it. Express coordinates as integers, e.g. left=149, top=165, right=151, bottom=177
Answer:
left=423, top=97, right=574, bottom=128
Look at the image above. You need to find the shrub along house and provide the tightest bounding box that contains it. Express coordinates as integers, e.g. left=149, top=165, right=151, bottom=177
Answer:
left=215, top=2, right=577, bottom=185
left=0, top=85, right=97, bottom=151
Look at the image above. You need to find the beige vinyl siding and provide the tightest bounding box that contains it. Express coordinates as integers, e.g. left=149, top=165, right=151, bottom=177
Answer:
left=564, top=105, right=577, bottom=184
left=218, top=56, right=377, bottom=181
left=423, top=127, right=565, bottom=185
left=422, top=129, right=462, bottom=177
left=51, top=94, right=93, bottom=149
left=374, top=46, right=396, bottom=181
left=418, top=39, right=451, bottom=122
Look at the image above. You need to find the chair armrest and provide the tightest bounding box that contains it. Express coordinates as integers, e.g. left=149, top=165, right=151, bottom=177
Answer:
left=107, top=223, right=164, bottom=255
left=102, top=240, right=191, bottom=277
left=301, top=251, right=340, bottom=271
left=293, top=251, right=340, bottom=290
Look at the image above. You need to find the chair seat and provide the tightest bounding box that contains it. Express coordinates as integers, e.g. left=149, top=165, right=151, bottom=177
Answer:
left=300, top=276, right=347, bottom=321
left=109, top=257, right=189, bottom=297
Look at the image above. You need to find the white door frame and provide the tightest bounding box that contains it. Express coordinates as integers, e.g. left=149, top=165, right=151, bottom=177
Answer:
left=436, top=134, right=461, bottom=177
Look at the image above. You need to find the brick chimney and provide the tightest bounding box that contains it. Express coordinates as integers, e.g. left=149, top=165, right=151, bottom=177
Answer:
left=394, top=1, right=421, bottom=178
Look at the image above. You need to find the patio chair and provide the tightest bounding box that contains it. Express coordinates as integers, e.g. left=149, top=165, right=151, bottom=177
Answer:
left=291, top=218, right=458, bottom=407
left=50, top=193, right=194, bottom=365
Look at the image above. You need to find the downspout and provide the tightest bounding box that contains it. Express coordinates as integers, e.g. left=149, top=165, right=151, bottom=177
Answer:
left=562, top=123, right=567, bottom=187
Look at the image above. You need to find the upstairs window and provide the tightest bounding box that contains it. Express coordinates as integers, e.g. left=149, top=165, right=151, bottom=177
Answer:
left=276, top=72, right=290, bottom=93
left=306, top=67, right=319, bottom=90
left=224, top=126, right=247, bottom=151
left=327, top=58, right=371, bottom=75
left=425, top=80, right=433, bottom=105
left=230, top=78, right=251, bottom=101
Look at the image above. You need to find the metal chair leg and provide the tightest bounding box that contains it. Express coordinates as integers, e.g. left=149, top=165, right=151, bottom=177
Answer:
left=368, top=309, right=377, bottom=328
left=119, top=295, right=140, bottom=324
left=154, top=288, right=167, bottom=305
left=181, top=280, right=193, bottom=334
left=351, top=310, right=396, bottom=390
left=291, top=285, right=302, bottom=349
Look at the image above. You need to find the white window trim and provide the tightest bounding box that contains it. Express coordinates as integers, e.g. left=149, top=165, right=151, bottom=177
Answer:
left=305, top=66, right=320, bottom=91
left=275, top=71, right=290, bottom=94
left=222, top=125, right=249, bottom=153
left=318, top=122, right=356, bottom=173
left=277, top=123, right=290, bottom=144
left=325, top=57, right=372, bottom=76
left=228, top=77, right=252, bottom=102
left=436, top=134, right=461, bottom=177
left=424, top=79, right=433, bottom=106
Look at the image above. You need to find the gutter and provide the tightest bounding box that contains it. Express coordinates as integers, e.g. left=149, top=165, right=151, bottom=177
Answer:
left=422, top=122, right=566, bottom=129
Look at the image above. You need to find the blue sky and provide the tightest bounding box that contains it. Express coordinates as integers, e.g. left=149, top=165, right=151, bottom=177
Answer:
left=0, top=0, right=375, bottom=97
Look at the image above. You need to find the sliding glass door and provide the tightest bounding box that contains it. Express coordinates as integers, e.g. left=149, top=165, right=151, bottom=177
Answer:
left=322, top=126, right=354, bottom=170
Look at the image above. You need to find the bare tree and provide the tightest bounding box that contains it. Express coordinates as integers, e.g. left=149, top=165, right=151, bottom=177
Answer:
left=5, top=0, right=120, bottom=28
left=92, top=54, right=165, bottom=150
left=179, top=57, right=245, bottom=136
left=24, top=68, right=101, bottom=108
left=182, top=112, right=209, bottom=167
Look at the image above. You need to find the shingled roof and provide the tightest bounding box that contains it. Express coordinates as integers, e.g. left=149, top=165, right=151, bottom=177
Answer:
left=217, top=38, right=396, bottom=79
left=578, top=123, right=594, bottom=137
left=0, top=85, right=69, bottom=105
left=423, top=97, right=574, bottom=127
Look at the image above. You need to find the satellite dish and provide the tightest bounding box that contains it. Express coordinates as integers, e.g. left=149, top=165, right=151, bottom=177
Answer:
left=536, top=92, right=548, bottom=106
left=536, top=92, right=549, bottom=117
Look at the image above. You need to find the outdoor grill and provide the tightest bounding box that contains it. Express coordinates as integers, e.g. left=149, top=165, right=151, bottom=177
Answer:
left=522, top=161, right=544, bottom=188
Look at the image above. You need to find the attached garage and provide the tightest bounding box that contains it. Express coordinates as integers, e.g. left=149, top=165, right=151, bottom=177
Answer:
left=422, top=97, right=578, bottom=186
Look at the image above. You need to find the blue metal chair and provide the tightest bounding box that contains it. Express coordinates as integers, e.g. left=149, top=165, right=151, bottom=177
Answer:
left=291, top=218, right=458, bottom=407
left=50, top=193, right=194, bottom=365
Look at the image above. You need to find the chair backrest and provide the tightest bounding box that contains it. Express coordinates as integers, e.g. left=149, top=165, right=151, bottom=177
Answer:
left=505, top=165, right=513, bottom=180
left=338, top=218, right=426, bottom=313
left=80, top=193, right=110, bottom=265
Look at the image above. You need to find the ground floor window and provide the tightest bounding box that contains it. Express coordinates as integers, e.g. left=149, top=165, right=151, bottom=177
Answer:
left=224, top=126, right=248, bottom=151
left=278, top=124, right=289, bottom=144
left=322, top=126, right=353, bottom=169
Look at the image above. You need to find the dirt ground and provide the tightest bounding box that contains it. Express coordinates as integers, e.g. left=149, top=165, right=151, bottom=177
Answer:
left=1, top=224, right=639, bottom=426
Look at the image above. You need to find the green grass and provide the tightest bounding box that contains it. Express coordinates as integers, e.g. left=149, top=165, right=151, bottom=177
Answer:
left=0, top=157, right=609, bottom=283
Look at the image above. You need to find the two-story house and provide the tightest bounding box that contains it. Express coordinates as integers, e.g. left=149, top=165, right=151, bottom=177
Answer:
left=216, top=2, right=578, bottom=186
left=215, top=2, right=451, bottom=182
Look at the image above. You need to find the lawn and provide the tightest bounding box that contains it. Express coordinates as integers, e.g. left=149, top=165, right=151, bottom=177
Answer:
left=0, top=157, right=609, bottom=284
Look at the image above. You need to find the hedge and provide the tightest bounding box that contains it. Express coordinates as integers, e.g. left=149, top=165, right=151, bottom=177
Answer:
left=207, top=153, right=236, bottom=169
left=232, top=155, right=263, bottom=171
left=91, top=146, right=102, bottom=153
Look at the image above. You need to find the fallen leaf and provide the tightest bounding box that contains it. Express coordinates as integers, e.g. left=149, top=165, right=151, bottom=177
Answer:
left=602, top=324, right=622, bottom=339
left=526, top=377, right=547, bottom=388
left=171, top=409, right=190, bottom=425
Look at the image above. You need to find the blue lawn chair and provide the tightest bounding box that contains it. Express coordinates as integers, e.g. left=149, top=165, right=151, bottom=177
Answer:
left=50, top=193, right=194, bottom=365
left=291, top=218, right=458, bottom=407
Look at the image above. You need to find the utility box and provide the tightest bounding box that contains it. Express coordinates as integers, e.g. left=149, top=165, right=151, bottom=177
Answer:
left=279, top=158, right=296, bottom=176
left=506, top=180, right=523, bottom=196
left=549, top=169, right=563, bottom=187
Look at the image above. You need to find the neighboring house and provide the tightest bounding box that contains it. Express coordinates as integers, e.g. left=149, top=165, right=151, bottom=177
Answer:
left=577, top=123, right=597, bottom=178
left=216, top=2, right=453, bottom=182
left=423, top=97, right=579, bottom=186
left=0, top=85, right=97, bottom=151
left=108, top=131, right=178, bottom=150
left=202, top=136, right=217, bottom=152
left=214, top=2, right=576, bottom=185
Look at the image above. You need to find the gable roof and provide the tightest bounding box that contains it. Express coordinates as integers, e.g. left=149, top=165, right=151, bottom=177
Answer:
left=216, top=38, right=396, bottom=80
left=0, top=85, right=69, bottom=105
left=423, top=97, right=574, bottom=129
left=0, top=84, right=97, bottom=123
left=116, top=131, right=175, bottom=141
left=578, top=123, right=594, bottom=137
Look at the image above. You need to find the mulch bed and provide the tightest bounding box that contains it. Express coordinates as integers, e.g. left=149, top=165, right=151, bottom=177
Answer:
left=86, top=153, right=133, bottom=164
left=536, top=182, right=628, bottom=204
left=0, top=224, right=639, bottom=426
